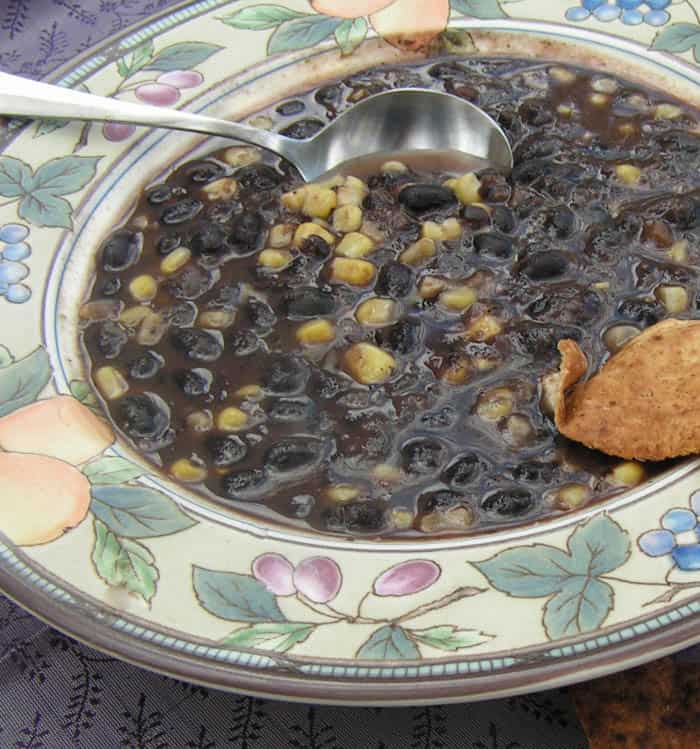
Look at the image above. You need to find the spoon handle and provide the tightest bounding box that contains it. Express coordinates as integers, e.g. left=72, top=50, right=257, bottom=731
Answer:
left=0, top=71, right=303, bottom=161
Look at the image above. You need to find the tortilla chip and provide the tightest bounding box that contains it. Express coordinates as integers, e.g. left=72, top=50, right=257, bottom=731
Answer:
left=553, top=319, right=700, bottom=461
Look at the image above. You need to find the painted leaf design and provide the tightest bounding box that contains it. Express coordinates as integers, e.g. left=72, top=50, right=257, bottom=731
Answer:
left=334, top=18, right=368, bottom=55
left=83, top=456, right=144, bottom=485
left=410, top=625, right=492, bottom=652
left=0, top=346, right=13, bottom=368
left=356, top=625, right=420, bottom=660
left=117, top=39, right=155, bottom=78
left=92, top=519, right=158, bottom=602
left=222, top=622, right=314, bottom=652
left=193, top=566, right=286, bottom=622
left=34, top=120, right=69, bottom=137
left=0, top=347, right=51, bottom=418
left=268, top=16, right=342, bottom=55
left=652, top=23, right=700, bottom=61
left=69, top=379, right=100, bottom=412
left=144, top=42, right=223, bottom=72
left=90, top=485, right=196, bottom=538
left=0, top=156, right=33, bottom=198
left=18, top=190, right=73, bottom=229
left=474, top=544, right=577, bottom=597
left=28, top=155, right=100, bottom=195
left=543, top=577, right=614, bottom=640
left=450, top=0, right=506, bottom=19
left=219, top=5, right=307, bottom=30
left=567, top=514, right=631, bottom=577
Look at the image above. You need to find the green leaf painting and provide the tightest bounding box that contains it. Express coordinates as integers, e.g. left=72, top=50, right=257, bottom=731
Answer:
left=356, top=625, right=420, bottom=660
left=334, top=18, right=368, bottom=55
left=410, top=625, right=492, bottom=652
left=219, top=5, right=307, bottom=30
left=90, top=485, right=196, bottom=538
left=193, top=567, right=287, bottom=623
left=222, top=622, right=314, bottom=652
left=0, top=347, right=51, bottom=418
left=83, top=456, right=144, bottom=485
left=117, top=39, right=155, bottom=78
left=143, top=42, right=223, bottom=72
left=268, top=15, right=343, bottom=55
left=652, top=23, right=700, bottom=62
left=450, top=0, right=507, bottom=19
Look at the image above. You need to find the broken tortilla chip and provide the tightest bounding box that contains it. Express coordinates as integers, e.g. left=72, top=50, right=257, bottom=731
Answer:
left=553, top=318, right=700, bottom=461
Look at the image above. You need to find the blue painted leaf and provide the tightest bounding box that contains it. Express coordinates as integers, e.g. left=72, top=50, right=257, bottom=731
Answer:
left=219, top=5, right=307, bottom=30
left=652, top=23, right=700, bottom=61
left=568, top=513, right=631, bottom=577
left=144, top=42, right=223, bottom=72
left=0, top=156, right=33, bottom=198
left=450, top=0, right=506, bottom=20
left=83, top=456, right=144, bottom=485
left=222, top=622, right=314, bottom=651
left=91, top=485, right=196, bottom=538
left=34, top=120, right=69, bottom=138
left=18, top=190, right=72, bottom=229
left=0, top=347, right=51, bottom=418
left=356, top=625, right=420, bottom=660
left=193, top=566, right=286, bottom=622
left=116, top=39, right=154, bottom=78
left=543, top=576, right=614, bottom=639
left=29, top=155, right=100, bottom=195
left=69, top=379, right=100, bottom=412
left=334, top=18, right=368, bottom=55
left=92, top=519, right=158, bottom=602
left=268, top=16, right=342, bottom=55
left=473, top=544, right=576, bottom=597
left=410, top=625, right=492, bottom=651
left=0, top=346, right=14, bottom=368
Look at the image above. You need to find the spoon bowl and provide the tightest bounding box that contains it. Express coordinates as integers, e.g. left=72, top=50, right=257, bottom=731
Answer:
left=0, top=72, right=512, bottom=182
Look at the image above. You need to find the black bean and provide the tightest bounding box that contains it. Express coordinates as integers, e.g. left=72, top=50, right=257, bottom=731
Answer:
left=235, top=164, right=282, bottom=191
left=473, top=232, right=512, bottom=258
left=117, top=393, right=170, bottom=441
left=420, top=406, right=457, bottom=429
left=316, top=371, right=346, bottom=400
left=190, top=223, right=227, bottom=255
left=96, top=321, right=128, bottom=359
left=157, top=234, right=181, bottom=256
left=245, top=297, right=276, bottom=331
left=519, top=98, right=554, bottom=126
left=509, top=461, right=556, bottom=483
left=187, top=160, right=227, bottom=183
left=520, top=251, right=570, bottom=280
left=443, top=453, right=482, bottom=487
left=492, top=206, right=516, bottom=233
left=170, top=328, right=223, bottom=362
left=547, top=206, right=576, bottom=238
left=481, top=487, right=534, bottom=518
left=269, top=398, right=314, bottom=422
left=102, top=231, right=142, bottom=271
left=276, top=100, right=305, bottom=116
left=289, top=494, right=315, bottom=519
left=221, top=468, right=267, bottom=498
left=509, top=321, right=581, bottom=358
left=173, top=367, right=213, bottom=396
left=165, top=301, right=198, bottom=327
left=280, top=119, right=324, bottom=139
left=375, top=262, right=413, bottom=298
left=207, top=435, right=247, bottom=467
left=321, top=501, right=388, bottom=534
left=265, top=437, right=323, bottom=472
left=229, top=330, right=261, bottom=356
left=100, top=277, right=121, bottom=297
left=315, top=84, right=343, bottom=111
left=262, top=354, right=310, bottom=394
left=398, top=184, right=456, bottom=219
left=617, top=298, right=663, bottom=327
left=418, top=490, right=464, bottom=514
left=229, top=212, right=264, bottom=255
left=166, top=266, right=214, bottom=300
left=161, top=198, right=203, bottom=225
left=283, top=287, right=336, bottom=318
left=462, top=205, right=491, bottom=230
left=147, top=184, right=172, bottom=205
left=379, top=319, right=422, bottom=355
left=428, top=62, right=468, bottom=80
left=401, top=438, right=447, bottom=476
left=301, top=235, right=331, bottom=260
left=128, top=351, right=164, bottom=380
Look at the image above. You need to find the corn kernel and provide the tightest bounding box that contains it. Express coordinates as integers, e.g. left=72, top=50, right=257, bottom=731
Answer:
left=235, top=384, right=262, bottom=399
left=216, top=407, right=248, bottom=432
left=592, top=281, right=610, bottom=291
left=79, top=300, right=121, bottom=321
left=198, top=309, right=236, bottom=329
left=131, top=215, right=149, bottom=231
left=608, top=461, right=646, bottom=487
left=557, top=103, right=573, bottom=117
left=441, top=356, right=471, bottom=385
left=317, top=174, right=345, bottom=190
left=592, top=77, right=618, bottom=94
left=293, top=222, right=336, bottom=247
left=160, top=246, right=191, bottom=275
left=343, top=342, right=396, bottom=385
left=655, top=285, right=689, bottom=313
left=249, top=115, right=272, bottom=130
left=615, top=164, right=641, bottom=185
left=186, top=410, right=213, bottom=432
left=381, top=160, right=408, bottom=174
left=325, top=485, right=360, bottom=502
left=418, top=276, right=448, bottom=299
left=421, top=221, right=443, bottom=241
left=268, top=223, right=295, bottom=248
left=94, top=366, right=128, bottom=400
left=391, top=507, right=414, bottom=530
left=128, top=274, right=158, bottom=302
left=540, top=371, right=560, bottom=418
left=466, top=314, right=502, bottom=341
left=282, top=188, right=306, bottom=212
left=345, top=176, right=368, bottom=193
left=332, top=205, right=363, bottom=233
left=476, top=387, right=514, bottom=421
left=136, top=311, right=167, bottom=346
left=555, top=483, right=591, bottom=510
left=373, top=464, right=403, bottom=484
left=328, top=257, right=376, bottom=286
left=618, top=122, right=637, bottom=138
left=505, top=414, right=534, bottom=445
left=400, top=237, right=436, bottom=266
left=603, top=324, right=640, bottom=353
left=439, top=286, right=477, bottom=311
left=336, top=185, right=365, bottom=207
left=442, top=217, right=462, bottom=240
left=258, top=249, right=294, bottom=270
left=443, top=177, right=458, bottom=191
left=454, top=172, right=481, bottom=204
left=473, top=355, right=500, bottom=371
left=359, top=220, right=385, bottom=243
left=355, top=298, right=397, bottom=326
left=170, top=458, right=207, bottom=483
left=589, top=92, right=609, bottom=107
left=222, top=146, right=261, bottom=166
left=335, top=232, right=374, bottom=258
left=549, top=66, right=576, bottom=84
left=419, top=506, right=475, bottom=532
left=669, top=240, right=689, bottom=263
left=655, top=103, right=683, bottom=120
left=202, top=177, right=238, bottom=201
left=119, top=305, right=151, bottom=328
left=302, top=186, right=337, bottom=219
left=296, top=319, right=335, bottom=345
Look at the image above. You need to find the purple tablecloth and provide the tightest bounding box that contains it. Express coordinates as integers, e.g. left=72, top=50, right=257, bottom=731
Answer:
left=0, top=2, right=594, bottom=746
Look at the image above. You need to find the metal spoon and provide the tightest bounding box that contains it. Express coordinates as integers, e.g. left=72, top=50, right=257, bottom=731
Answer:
left=0, top=71, right=513, bottom=182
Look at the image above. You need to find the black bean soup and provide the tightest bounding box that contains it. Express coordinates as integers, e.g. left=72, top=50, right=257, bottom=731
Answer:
left=81, top=58, right=700, bottom=537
